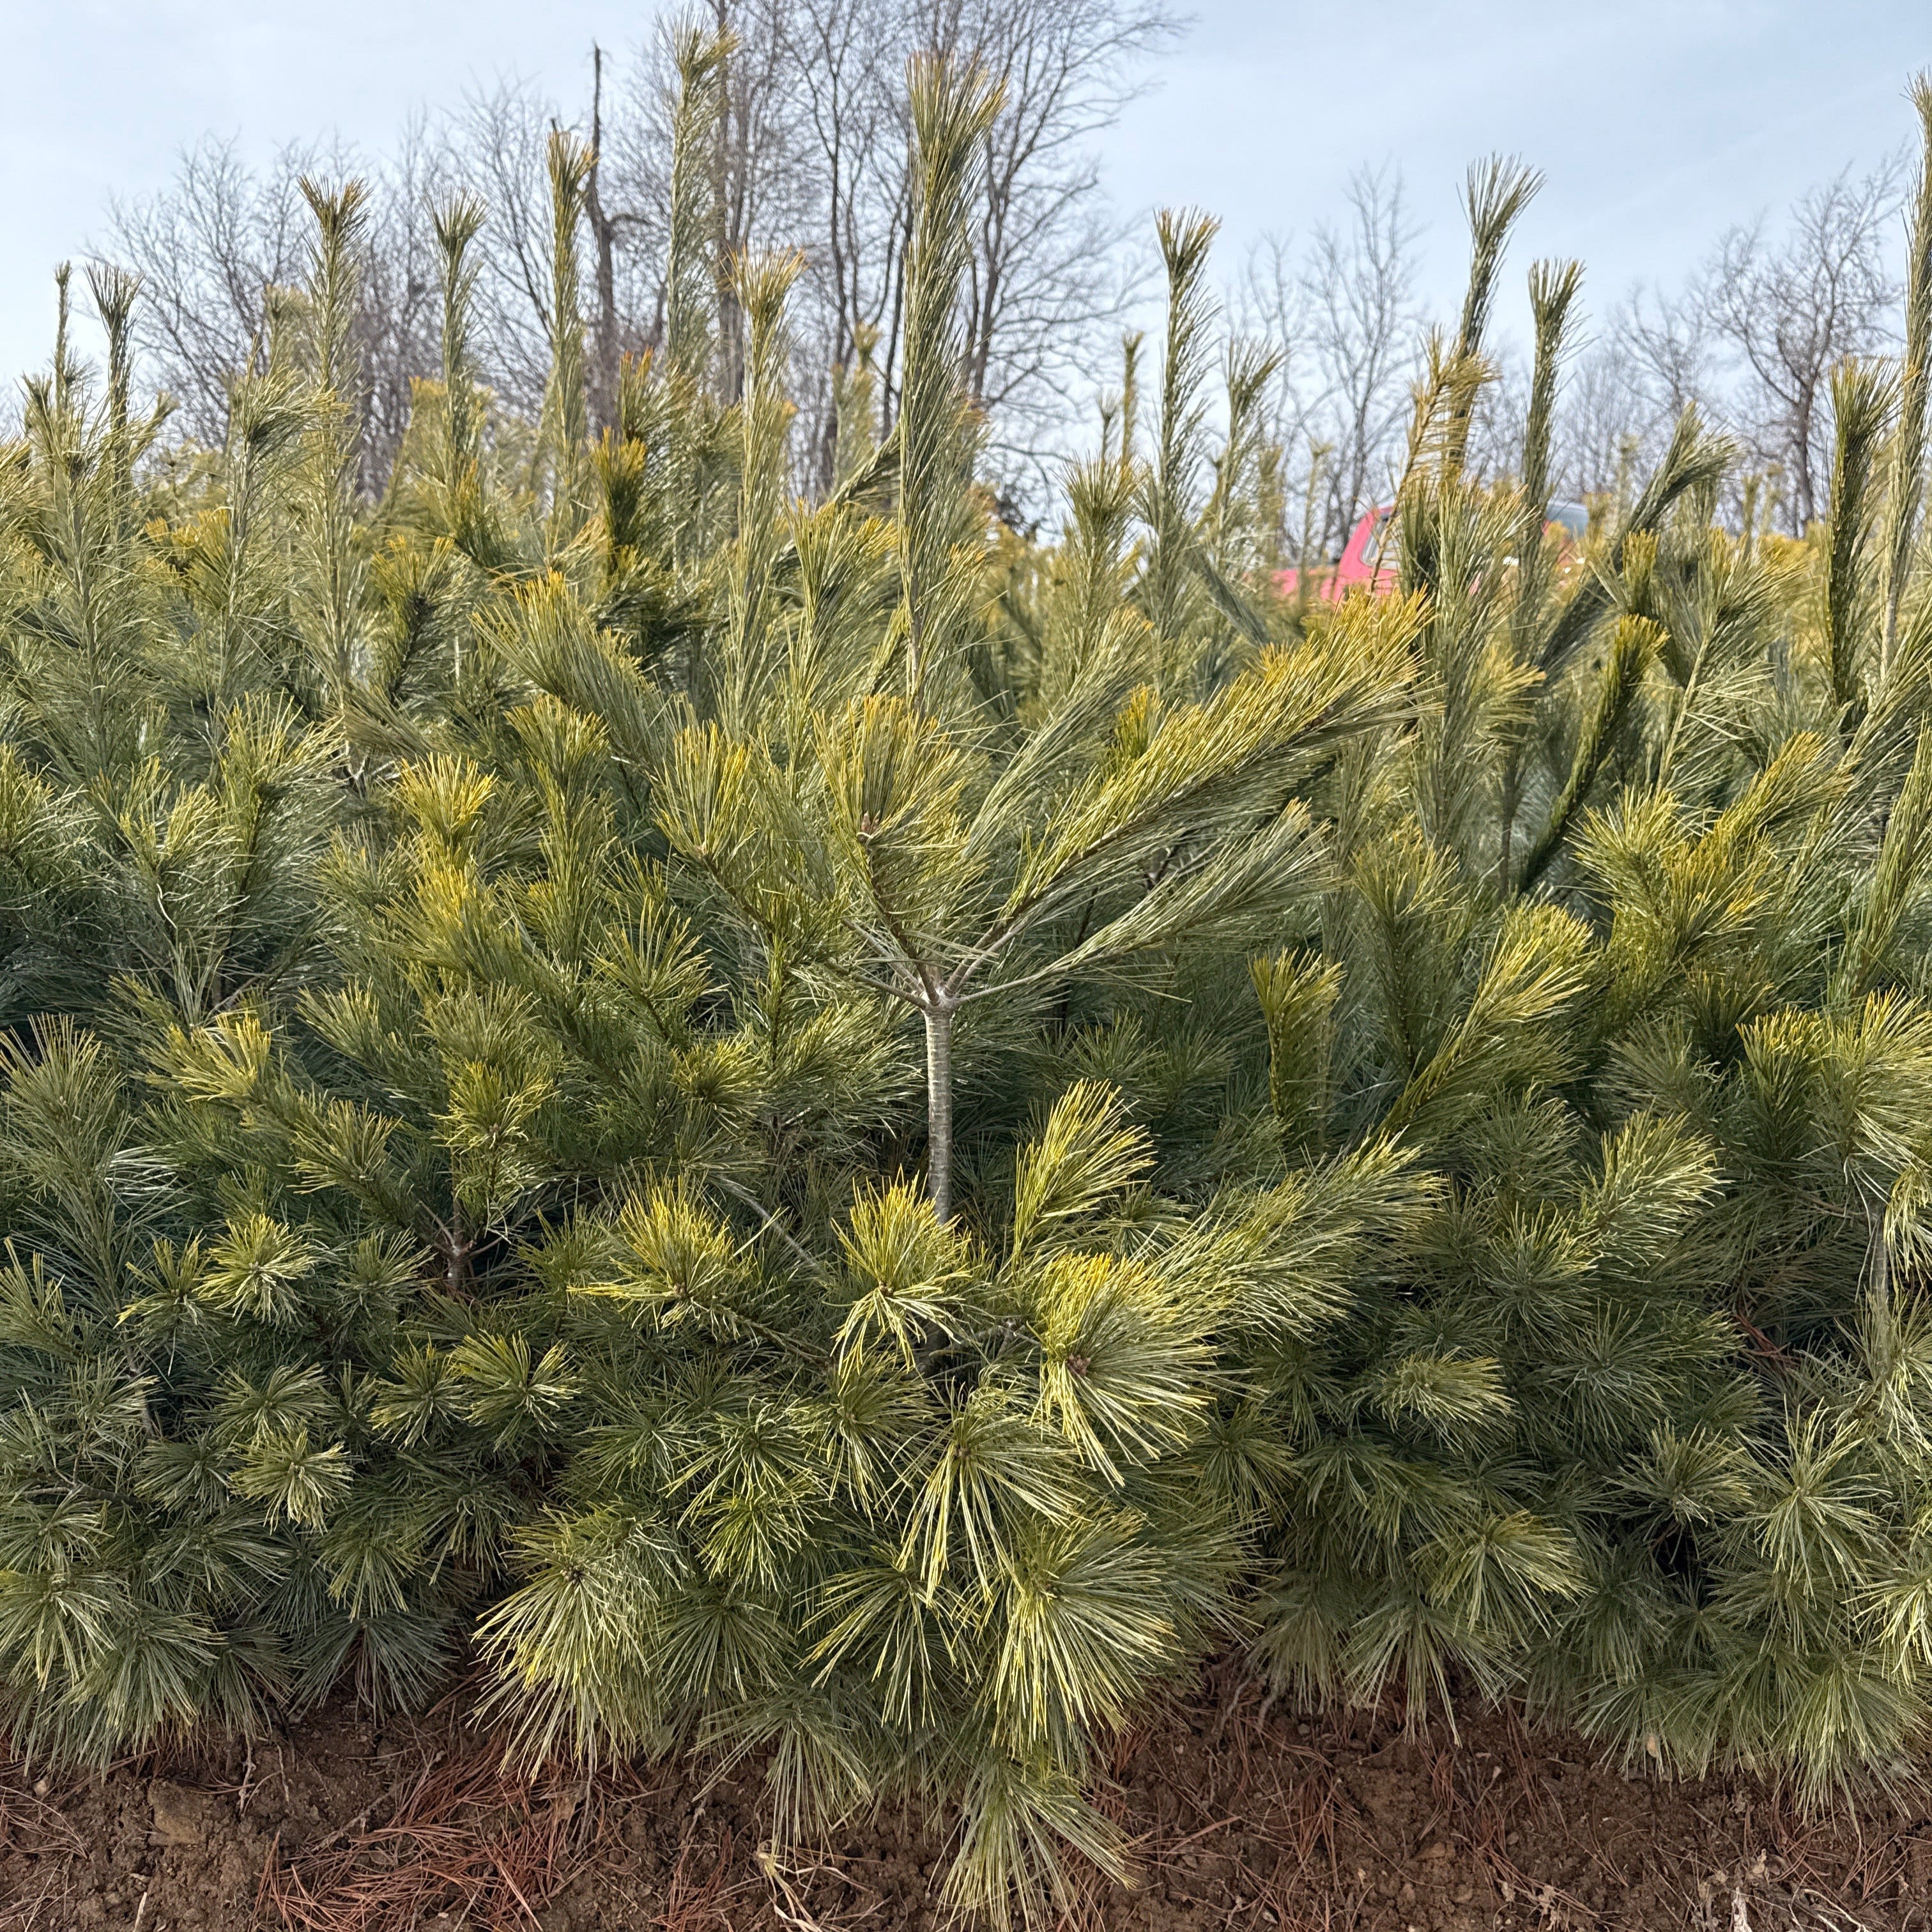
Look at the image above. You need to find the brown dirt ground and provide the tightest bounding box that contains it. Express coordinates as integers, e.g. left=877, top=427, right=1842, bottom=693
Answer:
left=1, top=1665, right=1927, bottom=1931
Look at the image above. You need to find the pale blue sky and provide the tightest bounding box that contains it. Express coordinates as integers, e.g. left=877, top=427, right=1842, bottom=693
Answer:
left=3, top=0, right=1929, bottom=381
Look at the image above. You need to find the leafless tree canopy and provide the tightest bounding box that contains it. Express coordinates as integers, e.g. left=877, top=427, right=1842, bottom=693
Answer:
left=1234, top=165, right=1425, bottom=558
left=1703, top=161, right=1905, bottom=528
left=101, top=0, right=1174, bottom=511
left=608, top=0, right=1177, bottom=502
left=108, top=128, right=444, bottom=492
left=94, top=20, right=1914, bottom=546
left=1226, top=148, right=1913, bottom=552
left=1545, top=159, right=1906, bottom=530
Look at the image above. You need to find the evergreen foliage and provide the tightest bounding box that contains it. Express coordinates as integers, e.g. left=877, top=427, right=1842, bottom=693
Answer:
left=8, top=47, right=1932, bottom=1927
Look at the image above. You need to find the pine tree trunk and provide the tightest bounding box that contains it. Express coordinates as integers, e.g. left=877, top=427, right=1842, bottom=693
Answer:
left=923, top=999, right=956, bottom=1223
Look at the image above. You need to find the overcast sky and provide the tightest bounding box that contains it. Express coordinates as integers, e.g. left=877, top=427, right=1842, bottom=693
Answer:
left=4, top=0, right=1929, bottom=383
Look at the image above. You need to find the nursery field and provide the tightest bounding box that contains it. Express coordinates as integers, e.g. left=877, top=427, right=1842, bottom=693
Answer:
left=10, top=29, right=1932, bottom=1932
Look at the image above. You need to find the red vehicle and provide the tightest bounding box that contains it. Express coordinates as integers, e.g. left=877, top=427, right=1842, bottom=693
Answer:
left=1278, top=499, right=1590, bottom=602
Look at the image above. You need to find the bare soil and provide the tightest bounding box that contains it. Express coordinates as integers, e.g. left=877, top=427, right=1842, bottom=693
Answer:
left=0, top=1666, right=1926, bottom=1931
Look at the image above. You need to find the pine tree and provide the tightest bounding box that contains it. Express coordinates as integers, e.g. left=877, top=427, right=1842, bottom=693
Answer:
left=1234, top=114, right=1932, bottom=1802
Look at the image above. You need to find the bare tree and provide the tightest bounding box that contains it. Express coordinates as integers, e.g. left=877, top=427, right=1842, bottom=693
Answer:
left=1703, top=160, right=1904, bottom=531
left=1238, top=164, right=1423, bottom=555
left=926, top=0, right=1176, bottom=479
left=107, top=135, right=322, bottom=443
left=585, top=47, right=630, bottom=433
left=356, top=116, right=445, bottom=482
left=718, top=1, right=823, bottom=399
left=776, top=0, right=908, bottom=486
left=1552, top=331, right=1645, bottom=501
left=99, top=0, right=1177, bottom=510
left=108, top=130, right=441, bottom=486
left=1464, top=335, right=1531, bottom=484
left=1544, top=285, right=1706, bottom=502
left=1616, top=281, right=1708, bottom=424
left=440, top=77, right=563, bottom=418
left=760, top=0, right=1175, bottom=500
